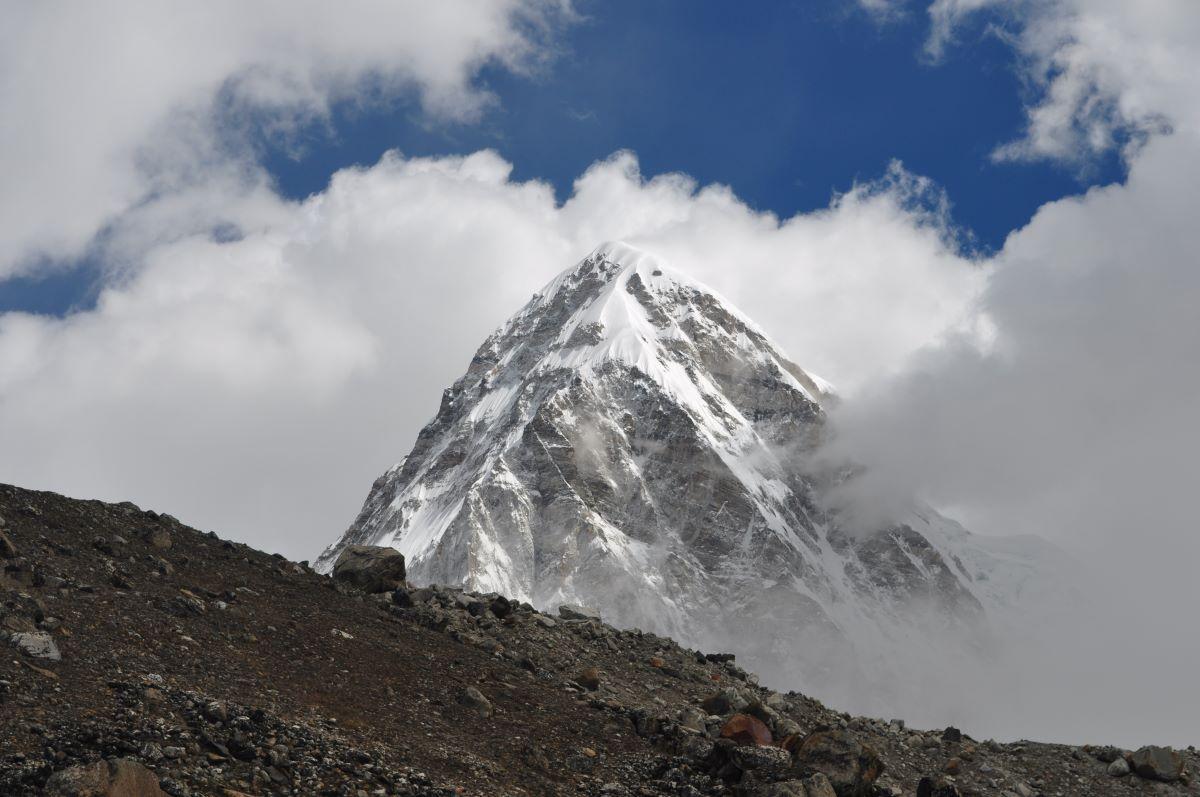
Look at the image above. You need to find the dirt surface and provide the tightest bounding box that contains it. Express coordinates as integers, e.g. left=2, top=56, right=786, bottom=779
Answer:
left=1, top=483, right=1196, bottom=796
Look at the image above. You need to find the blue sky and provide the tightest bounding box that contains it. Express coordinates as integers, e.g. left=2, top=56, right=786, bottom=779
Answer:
left=270, top=1, right=1118, bottom=244
left=0, top=0, right=1121, bottom=316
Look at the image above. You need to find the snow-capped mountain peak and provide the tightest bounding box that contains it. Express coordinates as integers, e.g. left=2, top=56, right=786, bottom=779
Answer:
left=318, top=243, right=1058, bottom=716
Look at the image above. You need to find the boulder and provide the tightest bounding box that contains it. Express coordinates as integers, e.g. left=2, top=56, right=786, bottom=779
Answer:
left=792, top=730, right=883, bottom=797
left=45, top=758, right=164, bottom=796
left=332, top=545, right=406, bottom=593
left=720, top=713, right=772, bottom=746
left=558, top=603, right=600, bottom=621
left=1107, top=757, right=1131, bottom=777
left=1129, top=745, right=1183, bottom=782
left=489, top=595, right=513, bottom=619
left=10, top=630, right=61, bottom=661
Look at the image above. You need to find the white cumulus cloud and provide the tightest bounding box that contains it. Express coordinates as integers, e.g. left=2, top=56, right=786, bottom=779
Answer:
left=0, top=0, right=573, bottom=277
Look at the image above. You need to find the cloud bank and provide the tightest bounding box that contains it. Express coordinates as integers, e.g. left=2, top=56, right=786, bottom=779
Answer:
left=0, top=0, right=573, bottom=277
left=824, top=0, right=1200, bottom=744
left=0, top=148, right=979, bottom=562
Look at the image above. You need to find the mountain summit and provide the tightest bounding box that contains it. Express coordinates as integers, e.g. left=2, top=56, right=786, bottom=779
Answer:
left=318, top=243, right=1057, bottom=709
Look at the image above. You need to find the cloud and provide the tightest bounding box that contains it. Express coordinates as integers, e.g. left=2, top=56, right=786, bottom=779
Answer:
left=822, top=0, right=1200, bottom=744
left=0, top=148, right=980, bottom=563
left=0, top=0, right=574, bottom=278
left=926, top=0, right=1199, bottom=165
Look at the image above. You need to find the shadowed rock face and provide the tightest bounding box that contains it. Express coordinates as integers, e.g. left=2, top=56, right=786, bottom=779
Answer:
left=318, top=242, right=1052, bottom=690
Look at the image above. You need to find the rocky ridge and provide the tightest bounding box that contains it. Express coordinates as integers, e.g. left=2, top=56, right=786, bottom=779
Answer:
left=2, top=484, right=1195, bottom=796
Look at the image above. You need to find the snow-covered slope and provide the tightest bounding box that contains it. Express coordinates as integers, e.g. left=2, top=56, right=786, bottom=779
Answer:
left=318, top=242, right=1060, bottom=706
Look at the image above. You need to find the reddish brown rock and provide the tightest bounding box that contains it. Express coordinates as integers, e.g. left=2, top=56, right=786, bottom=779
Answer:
left=577, top=667, right=602, bottom=690
left=720, top=713, right=772, bottom=746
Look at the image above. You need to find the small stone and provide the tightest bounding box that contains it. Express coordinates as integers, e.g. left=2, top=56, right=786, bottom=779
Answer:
left=10, top=631, right=61, bottom=661
left=147, top=528, right=172, bottom=549
left=204, top=700, right=229, bottom=722
left=729, top=743, right=791, bottom=771
left=577, top=667, right=602, bottom=691
left=0, top=529, right=17, bottom=559
left=458, top=686, right=493, bottom=718
left=917, top=776, right=962, bottom=797
left=802, top=774, right=838, bottom=797
left=701, top=691, right=735, bottom=715
left=944, top=757, right=961, bottom=775
left=678, top=706, right=707, bottom=733
left=749, top=781, right=806, bottom=797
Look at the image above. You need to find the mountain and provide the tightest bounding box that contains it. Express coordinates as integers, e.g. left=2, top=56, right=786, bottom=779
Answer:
left=317, top=242, right=1061, bottom=716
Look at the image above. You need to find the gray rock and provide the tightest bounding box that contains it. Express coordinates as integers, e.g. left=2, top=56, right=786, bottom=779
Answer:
left=558, top=603, right=600, bottom=621
left=751, top=774, right=836, bottom=797
left=0, top=528, right=16, bottom=559
left=792, top=730, right=884, bottom=797
left=802, top=774, right=837, bottom=797
left=332, top=545, right=406, bottom=593
left=10, top=630, right=61, bottom=661
left=1107, top=757, right=1131, bottom=777
left=678, top=706, right=707, bottom=733
left=45, top=758, right=164, bottom=796
left=1129, top=745, right=1183, bottom=782
left=730, top=743, right=791, bottom=773
left=751, top=781, right=808, bottom=797
left=458, top=686, right=493, bottom=718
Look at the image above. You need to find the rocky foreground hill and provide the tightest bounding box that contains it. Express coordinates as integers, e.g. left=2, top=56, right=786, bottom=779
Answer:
left=1, top=483, right=1195, bottom=797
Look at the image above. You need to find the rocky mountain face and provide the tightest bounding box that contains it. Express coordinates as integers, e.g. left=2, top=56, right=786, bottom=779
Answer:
left=1, top=484, right=1193, bottom=796
left=318, top=243, right=1061, bottom=714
